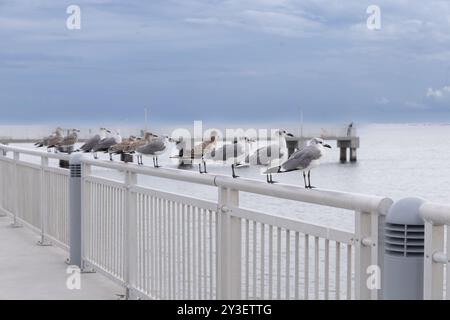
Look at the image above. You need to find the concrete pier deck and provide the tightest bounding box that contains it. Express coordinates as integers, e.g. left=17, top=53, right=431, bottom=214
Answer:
left=0, top=216, right=123, bottom=300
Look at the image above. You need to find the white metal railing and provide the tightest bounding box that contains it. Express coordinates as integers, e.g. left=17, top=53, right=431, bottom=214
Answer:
left=0, top=145, right=70, bottom=249
left=420, top=202, right=450, bottom=300
left=0, top=144, right=393, bottom=300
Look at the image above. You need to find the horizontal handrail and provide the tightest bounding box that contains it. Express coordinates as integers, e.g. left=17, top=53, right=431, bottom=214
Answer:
left=0, top=144, right=70, bottom=161
left=0, top=143, right=392, bottom=214
left=420, top=202, right=450, bottom=226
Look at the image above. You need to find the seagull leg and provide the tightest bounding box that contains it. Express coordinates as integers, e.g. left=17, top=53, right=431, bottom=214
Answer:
left=202, top=160, right=207, bottom=174
left=266, top=173, right=276, bottom=184
left=155, top=157, right=160, bottom=168
left=231, top=164, right=239, bottom=178
left=198, top=164, right=204, bottom=174
left=307, top=170, right=315, bottom=189
left=109, top=153, right=113, bottom=161
left=303, top=171, right=308, bottom=188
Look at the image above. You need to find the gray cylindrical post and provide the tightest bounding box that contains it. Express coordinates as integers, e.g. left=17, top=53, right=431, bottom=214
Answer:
left=383, top=197, right=425, bottom=300
left=69, top=153, right=83, bottom=267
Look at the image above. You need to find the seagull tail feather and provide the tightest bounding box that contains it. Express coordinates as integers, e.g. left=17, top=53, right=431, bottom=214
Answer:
left=263, top=165, right=281, bottom=175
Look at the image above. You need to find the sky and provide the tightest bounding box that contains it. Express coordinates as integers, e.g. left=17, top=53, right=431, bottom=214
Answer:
left=1, top=0, right=450, bottom=126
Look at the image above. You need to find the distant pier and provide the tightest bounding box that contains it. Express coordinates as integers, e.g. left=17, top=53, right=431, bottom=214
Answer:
left=286, top=135, right=360, bottom=162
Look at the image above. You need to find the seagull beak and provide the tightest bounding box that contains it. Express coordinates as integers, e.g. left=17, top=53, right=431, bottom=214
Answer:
left=324, top=144, right=332, bottom=148
left=287, top=133, right=294, bottom=137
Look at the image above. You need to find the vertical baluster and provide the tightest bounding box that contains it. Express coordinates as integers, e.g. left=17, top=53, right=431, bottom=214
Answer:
left=158, top=198, right=163, bottom=298
left=152, top=196, right=156, bottom=297
left=187, top=205, right=191, bottom=299
left=182, top=204, right=186, bottom=299
left=286, top=230, right=290, bottom=299
left=315, top=236, right=320, bottom=300
left=268, top=225, right=273, bottom=300
left=294, top=232, right=299, bottom=300
left=276, top=227, right=281, bottom=300
left=245, top=219, right=249, bottom=299
left=253, top=221, right=257, bottom=299
left=335, top=242, right=341, bottom=300
left=304, top=234, right=309, bottom=300
left=261, top=223, right=265, bottom=299
left=324, top=239, right=330, bottom=300
left=172, top=201, right=177, bottom=299
left=347, top=244, right=352, bottom=300
left=198, top=207, right=202, bottom=299
left=202, top=209, right=207, bottom=299
left=209, top=210, right=213, bottom=299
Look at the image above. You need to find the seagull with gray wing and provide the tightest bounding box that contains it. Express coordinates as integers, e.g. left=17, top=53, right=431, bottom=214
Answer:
left=246, top=129, right=293, bottom=166
left=205, top=136, right=254, bottom=178
left=263, top=137, right=331, bottom=187
left=135, top=135, right=171, bottom=167
left=58, top=129, right=80, bottom=151
left=79, top=128, right=109, bottom=153
left=91, top=130, right=122, bottom=159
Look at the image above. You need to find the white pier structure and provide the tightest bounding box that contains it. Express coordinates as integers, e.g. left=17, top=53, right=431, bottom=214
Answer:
left=0, top=144, right=449, bottom=300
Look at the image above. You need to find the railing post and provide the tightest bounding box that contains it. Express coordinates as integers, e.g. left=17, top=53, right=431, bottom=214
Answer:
left=125, top=170, right=137, bottom=299
left=216, top=187, right=241, bottom=299
left=37, top=156, right=51, bottom=246
left=11, top=151, right=22, bottom=228
left=69, top=154, right=83, bottom=267
left=355, top=211, right=379, bottom=300
left=423, top=221, right=444, bottom=300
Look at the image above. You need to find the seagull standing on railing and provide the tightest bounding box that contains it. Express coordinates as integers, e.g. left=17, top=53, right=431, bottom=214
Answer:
left=79, top=128, right=109, bottom=153
left=125, top=132, right=159, bottom=154
left=171, top=131, right=219, bottom=173
left=135, top=135, right=171, bottom=167
left=205, top=136, right=254, bottom=178
left=108, top=135, right=137, bottom=161
left=91, top=130, right=122, bottom=159
left=46, top=128, right=65, bottom=152
left=57, top=129, right=80, bottom=152
left=246, top=129, right=293, bottom=166
left=263, top=137, right=331, bottom=186
left=35, top=127, right=63, bottom=148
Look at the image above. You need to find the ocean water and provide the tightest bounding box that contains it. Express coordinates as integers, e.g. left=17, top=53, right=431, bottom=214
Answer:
left=9, top=123, right=450, bottom=232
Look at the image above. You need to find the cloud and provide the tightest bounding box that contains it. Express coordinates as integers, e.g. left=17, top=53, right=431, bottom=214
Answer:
left=426, top=86, right=450, bottom=99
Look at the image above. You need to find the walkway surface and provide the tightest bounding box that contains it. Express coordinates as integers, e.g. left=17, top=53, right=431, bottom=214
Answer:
left=0, top=216, right=123, bottom=299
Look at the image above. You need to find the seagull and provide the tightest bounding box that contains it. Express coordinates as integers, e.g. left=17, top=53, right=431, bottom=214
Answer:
left=205, top=136, right=254, bottom=178
left=46, top=128, right=65, bottom=152
left=171, top=131, right=219, bottom=173
left=57, top=129, right=80, bottom=152
left=246, top=129, right=293, bottom=166
left=263, top=137, right=331, bottom=186
left=91, top=130, right=122, bottom=159
left=35, top=127, right=63, bottom=148
left=108, top=135, right=137, bottom=161
left=135, top=135, right=171, bottom=167
left=190, top=131, right=219, bottom=173
left=125, top=132, right=159, bottom=153
left=79, top=128, right=109, bottom=153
